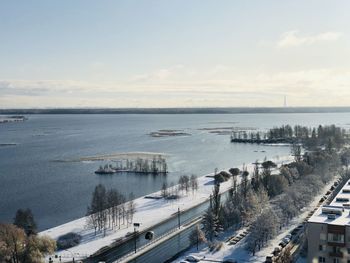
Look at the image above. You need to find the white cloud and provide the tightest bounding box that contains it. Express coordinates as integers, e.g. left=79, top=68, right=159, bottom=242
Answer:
left=2, top=67, right=350, bottom=108
left=277, top=30, right=343, bottom=48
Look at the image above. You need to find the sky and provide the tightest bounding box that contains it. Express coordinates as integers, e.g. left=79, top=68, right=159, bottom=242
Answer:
left=1, top=0, right=350, bottom=108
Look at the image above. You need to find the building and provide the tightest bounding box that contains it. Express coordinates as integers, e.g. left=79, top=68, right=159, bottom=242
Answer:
left=308, top=180, right=350, bottom=263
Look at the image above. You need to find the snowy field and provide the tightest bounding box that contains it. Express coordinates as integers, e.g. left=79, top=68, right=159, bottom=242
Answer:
left=41, top=155, right=294, bottom=262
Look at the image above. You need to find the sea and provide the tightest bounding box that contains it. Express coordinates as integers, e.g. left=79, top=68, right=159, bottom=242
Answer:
left=0, top=113, right=349, bottom=230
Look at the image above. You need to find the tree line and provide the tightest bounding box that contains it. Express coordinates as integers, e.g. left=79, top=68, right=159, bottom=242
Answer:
left=190, top=132, right=347, bottom=257
left=160, top=175, right=199, bottom=200
left=231, top=124, right=348, bottom=149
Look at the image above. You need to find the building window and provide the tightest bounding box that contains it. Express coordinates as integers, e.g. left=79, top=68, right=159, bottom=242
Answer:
left=318, top=257, right=325, bottom=263
left=333, top=259, right=339, bottom=263
left=319, top=245, right=326, bottom=251
left=328, top=233, right=345, bottom=243
left=320, top=233, right=327, bottom=241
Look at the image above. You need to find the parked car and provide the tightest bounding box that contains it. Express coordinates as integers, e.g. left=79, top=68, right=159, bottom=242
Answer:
left=223, top=258, right=237, bottom=263
left=279, top=241, right=287, bottom=247
left=185, top=255, right=201, bottom=262
left=282, top=237, right=290, bottom=244
left=285, top=234, right=292, bottom=239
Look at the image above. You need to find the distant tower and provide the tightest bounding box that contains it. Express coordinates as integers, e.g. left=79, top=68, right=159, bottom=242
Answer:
left=283, top=95, right=287, bottom=108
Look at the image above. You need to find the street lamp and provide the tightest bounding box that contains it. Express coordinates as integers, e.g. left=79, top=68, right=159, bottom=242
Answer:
left=64, top=249, right=75, bottom=263
left=133, top=223, right=140, bottom=253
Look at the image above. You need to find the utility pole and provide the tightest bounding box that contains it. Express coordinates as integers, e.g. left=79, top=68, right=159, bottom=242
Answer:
left=177, top=207, right=181, bottom=229
left=133, top=223, right=140, bottom=253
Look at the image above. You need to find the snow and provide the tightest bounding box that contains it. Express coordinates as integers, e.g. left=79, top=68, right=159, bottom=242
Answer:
left=40, top=155, right=294, bottom=262
left=173, top=167, right=338, bottom=263
left=308, top=179, right=350, bottom=225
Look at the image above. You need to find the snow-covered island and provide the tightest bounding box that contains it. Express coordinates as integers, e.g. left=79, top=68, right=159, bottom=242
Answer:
left=0, top=115, right=27, bottom=123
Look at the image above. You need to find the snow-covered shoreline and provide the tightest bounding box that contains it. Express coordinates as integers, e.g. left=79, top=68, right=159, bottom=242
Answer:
left=41, top=155, right=294, bottom=262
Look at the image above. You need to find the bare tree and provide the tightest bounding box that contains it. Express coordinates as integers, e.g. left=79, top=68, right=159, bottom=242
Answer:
left=189, top=224, right=206, bottom=250
left=127, top=193, right=136, bottom=226
left=190, top=175, right=198, bottom=193
left=161, top=182, right=168, bottom=199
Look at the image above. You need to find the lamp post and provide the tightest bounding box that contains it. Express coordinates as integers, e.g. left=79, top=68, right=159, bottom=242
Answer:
left=64, top=249, right=75, bottom=263
left=133, top=223, right=140, bottom=253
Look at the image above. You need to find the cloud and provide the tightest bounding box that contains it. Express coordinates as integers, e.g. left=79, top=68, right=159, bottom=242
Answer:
left=2, top=67, right=350, bottom=108
left=277, top=30, right=343, bottom=48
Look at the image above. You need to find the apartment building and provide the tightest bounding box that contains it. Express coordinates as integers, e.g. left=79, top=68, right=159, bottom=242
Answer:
left=308, top=180, right=350, bottom=263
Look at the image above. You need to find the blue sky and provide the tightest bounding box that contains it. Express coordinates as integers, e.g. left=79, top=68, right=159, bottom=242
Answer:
left=1, top=0, right=350, bottom=108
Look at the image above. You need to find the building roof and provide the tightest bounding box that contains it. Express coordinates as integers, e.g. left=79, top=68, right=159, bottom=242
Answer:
left=308, top=180, right=350, bottom=226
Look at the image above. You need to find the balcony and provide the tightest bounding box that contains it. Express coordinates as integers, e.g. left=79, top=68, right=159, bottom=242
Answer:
left=329, top=251, right=344, bottom=258
left=327, top=241, right=345, bottom=247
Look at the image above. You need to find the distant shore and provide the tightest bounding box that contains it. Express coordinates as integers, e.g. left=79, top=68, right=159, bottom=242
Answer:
left=2, top=106, right=350, bottom=115
left=53, top=151, right=167, bottom=162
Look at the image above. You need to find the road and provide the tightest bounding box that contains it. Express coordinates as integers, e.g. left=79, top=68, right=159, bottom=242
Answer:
left=86, top=198, right=212, bottom=263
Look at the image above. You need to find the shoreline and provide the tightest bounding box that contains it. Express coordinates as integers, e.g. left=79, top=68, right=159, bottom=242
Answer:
left=41, top=155, right=294, bottom=262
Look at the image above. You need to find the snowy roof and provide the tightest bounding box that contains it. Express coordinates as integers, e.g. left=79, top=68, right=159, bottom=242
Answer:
left=308, top=180, right=350, bottom=226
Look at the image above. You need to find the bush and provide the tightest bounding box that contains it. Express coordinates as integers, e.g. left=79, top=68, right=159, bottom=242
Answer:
left=214, top=171, right=231, bottom=183
left=57, top=232, right=82, bottom=250
left=219, top=171, right=231, bottom=180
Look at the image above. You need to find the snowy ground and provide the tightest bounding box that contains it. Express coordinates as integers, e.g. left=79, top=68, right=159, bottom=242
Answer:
left=173, top=172, right=338, bottom=263
left=40, top=155, right=294, bottom=262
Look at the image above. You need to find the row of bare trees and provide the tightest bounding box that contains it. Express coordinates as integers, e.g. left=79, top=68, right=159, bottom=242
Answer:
left=87, top=184, right=136, bottom=236
left=160, top=175, right=199, bottom=199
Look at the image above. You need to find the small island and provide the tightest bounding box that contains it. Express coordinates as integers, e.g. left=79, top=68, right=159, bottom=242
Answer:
left=95, top=155, right=168, bottom=175
left=230, top=124, right=348, bottom=148
left=0, top=115, right=27, bottom=124
left=149, top=129, right=191, bottom=137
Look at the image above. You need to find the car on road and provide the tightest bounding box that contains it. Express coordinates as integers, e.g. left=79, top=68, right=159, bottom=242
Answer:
left=223, top=258, right=237, bottom=263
